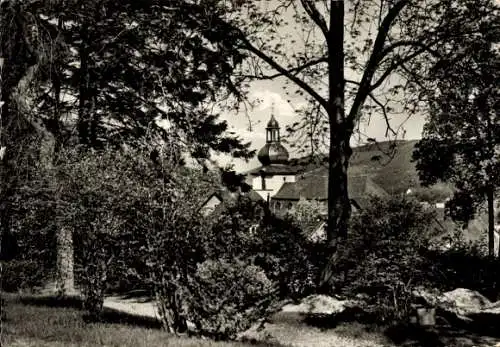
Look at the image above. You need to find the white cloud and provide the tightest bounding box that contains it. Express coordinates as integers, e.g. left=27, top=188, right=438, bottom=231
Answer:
left=251, top=90, right=298, bottom=119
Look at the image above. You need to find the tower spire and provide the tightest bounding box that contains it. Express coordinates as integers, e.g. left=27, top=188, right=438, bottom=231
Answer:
left=257, top=109, right=289, bottom=165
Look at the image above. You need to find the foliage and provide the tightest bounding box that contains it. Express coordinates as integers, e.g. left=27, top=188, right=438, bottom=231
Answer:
left=413, top=0, right=499, bottom=255
left=286, top=197, right=326, bottom=235
left=186, top=259, right=277, bottom=340
left=5, top=143, right=296, bottom=336
left=0, top=0, right=253, bottom=158
left=332, top=196, right=438, bottom=321
left=1, top=261, right=50, bottom=292
left=205, top=197, right=325, bottom=300
left=171, top=196, right=323, bottom=337
left=424, top=232, right=500, bottom=300
left=409, top=186, right=452, bottom=205
left=0, top=0, right=255, bottom=300
left=1, top=189, right=56, bottom=291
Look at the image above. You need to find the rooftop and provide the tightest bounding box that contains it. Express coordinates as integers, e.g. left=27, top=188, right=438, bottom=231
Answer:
left=245, top=164, right=304, bottom=176
left=272, top=173, right=388, bottom=208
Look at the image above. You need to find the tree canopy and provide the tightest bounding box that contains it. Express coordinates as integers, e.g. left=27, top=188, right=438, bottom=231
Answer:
left=196, top=0, right=499, bottom=286
left=413, top=2, right=500, bottom=256
left=0, top=0, right=253, bottom=158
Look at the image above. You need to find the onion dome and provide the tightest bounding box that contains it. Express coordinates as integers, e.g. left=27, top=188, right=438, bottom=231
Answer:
left=258, top=143, right=289, bottom=165
left=257, top=114, right=289, bottom=165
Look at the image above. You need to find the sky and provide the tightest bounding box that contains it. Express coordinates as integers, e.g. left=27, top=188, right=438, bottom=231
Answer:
left=216, top=78, right=426, bottom=173
left=214, top=1, right=428, bottom=173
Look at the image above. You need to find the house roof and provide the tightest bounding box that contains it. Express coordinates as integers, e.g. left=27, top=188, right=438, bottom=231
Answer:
left=199, top=187, right=265, bottom=212
left=272, top=173, right=388, bottom=208
left=245, top=164, right=304, bottom=176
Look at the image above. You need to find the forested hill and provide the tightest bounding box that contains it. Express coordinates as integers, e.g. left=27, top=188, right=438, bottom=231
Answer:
left=289, top=140, right=454, bottom=200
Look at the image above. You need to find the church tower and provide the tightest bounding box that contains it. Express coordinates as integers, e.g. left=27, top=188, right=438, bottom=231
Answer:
left=257, top=114, right=289, bottom=165
left=246, top=108, right=299, bottom=201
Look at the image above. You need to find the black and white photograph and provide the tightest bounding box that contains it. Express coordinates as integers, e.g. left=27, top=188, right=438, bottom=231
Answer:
left=0, top=0, right=499, bottom=346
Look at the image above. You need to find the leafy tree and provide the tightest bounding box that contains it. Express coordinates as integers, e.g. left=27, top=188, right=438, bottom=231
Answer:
left=335, top=196, right=437, bottom=321
left=1, top=0, right=252, bottom=157
left=192, top=0, right=496, bottom=287
left=413, top=3, right=500, bottom=256
left=0, top=0, right=254, bottom=295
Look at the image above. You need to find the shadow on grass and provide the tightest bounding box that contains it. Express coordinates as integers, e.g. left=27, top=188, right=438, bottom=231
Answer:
left=16, top=294, right=161, bottom=330
left=384, top=323, right=500, bottom=347
left=299, top=307, right=381, bottom=330
left=83, top=307, right=163, bottom=330
left=238, top=336, right=294, bottom=347
left=290, top=306, right=500, bottom=347
left=19, top=294, right=84, bottom=309
left=107, top=289, right=154, bottom=302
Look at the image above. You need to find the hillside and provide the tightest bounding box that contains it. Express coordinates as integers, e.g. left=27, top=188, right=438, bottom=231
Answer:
left=289, top=140, right=453, bottom=198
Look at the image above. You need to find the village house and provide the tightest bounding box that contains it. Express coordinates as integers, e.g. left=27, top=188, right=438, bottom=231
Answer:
left=244, top=113, right=389, bottom=215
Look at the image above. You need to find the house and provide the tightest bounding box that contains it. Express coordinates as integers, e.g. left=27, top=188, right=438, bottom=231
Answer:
left=271, top=169, right=389, bottom=215
left=243, top=112, right=391, bottom=217
left=198, top=187, right=265, bottom=216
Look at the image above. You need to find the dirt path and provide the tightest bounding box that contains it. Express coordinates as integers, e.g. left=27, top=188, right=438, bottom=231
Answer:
left=102, top=295, right=500, bottom=347
left=104, top=294, right=158, bottom=319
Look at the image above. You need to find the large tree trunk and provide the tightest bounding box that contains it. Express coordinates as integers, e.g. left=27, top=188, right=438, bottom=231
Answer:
left=320, top=134, right=352, bottom=289
left=319, top=0, right=351, bottom=291
left=77, top=20, right=97, bottom=147
left=55, top=226, right=75, bottom=295
left=487, top=185, right=495, bottom=257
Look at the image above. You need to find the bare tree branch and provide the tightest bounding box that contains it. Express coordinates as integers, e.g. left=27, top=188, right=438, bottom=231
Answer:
left=347, top=0, right=409, bottom=122
left=239, top=56, right=327, bottom=80
left=378, top=39, right=441, bottom=63
left=237, top=35, right=329, bottom=111
left=367, top=92, right=397, bottom=137
left=300, top=0, right=329, bottom=39
left=369, top=46, right=432, bottom=92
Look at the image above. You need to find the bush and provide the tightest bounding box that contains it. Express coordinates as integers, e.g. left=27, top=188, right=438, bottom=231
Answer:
left=1, top=260, right=53, bottom=292
left=424, top=242, right=500, bottom=300
left=169, top=196, right=324, bottom=337
left=333, top=196, right=438, bottom=322
left=186, top=259, right=278, bottom=340
left=204, top=196, right=325, bottom=300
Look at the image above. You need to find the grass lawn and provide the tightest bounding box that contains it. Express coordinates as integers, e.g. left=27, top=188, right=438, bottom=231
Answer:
left=4, top=292, right=500, bottom=347
left=1, top=293, right=284, bottom=347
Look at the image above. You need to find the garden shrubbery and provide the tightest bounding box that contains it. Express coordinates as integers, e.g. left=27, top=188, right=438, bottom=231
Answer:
left=425, top=243, right=500, bottom=301
left=186, top=259, right=277, bottom=339
left=330, top=196, right=440, bottom=321
left=6, top=143, right=499, bottom=335
left=326, top=195, right=500, bottom=322
left=3, top=146, right=323, bottom=337
left=1, top=199, right=56, bottom=292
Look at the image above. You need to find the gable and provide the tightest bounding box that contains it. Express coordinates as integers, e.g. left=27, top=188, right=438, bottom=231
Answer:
left=199, top=194, right=223, bottom=215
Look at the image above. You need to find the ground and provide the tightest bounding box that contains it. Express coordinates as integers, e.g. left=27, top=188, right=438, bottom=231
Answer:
left=1, top=293, right=276, bottom=347
left=3, top=292, right=500, bottom=347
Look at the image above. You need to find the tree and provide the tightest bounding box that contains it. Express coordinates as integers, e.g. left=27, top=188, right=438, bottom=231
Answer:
left=413, top=3, right=500, bottom=257
left=198, top=0, right=496, bottom=287
left=3, top=0, right=252, bottom=157
left=0, top=0, right=254, bottom=295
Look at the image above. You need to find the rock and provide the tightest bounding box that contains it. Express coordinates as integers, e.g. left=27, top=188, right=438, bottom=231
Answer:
left=413, top=288, right=500, bottom=326
left=439, top=288, right=491, bottom=317
left=281, top=294, right=358, bottom=316
left=438, top=288, right=491, bottom=323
